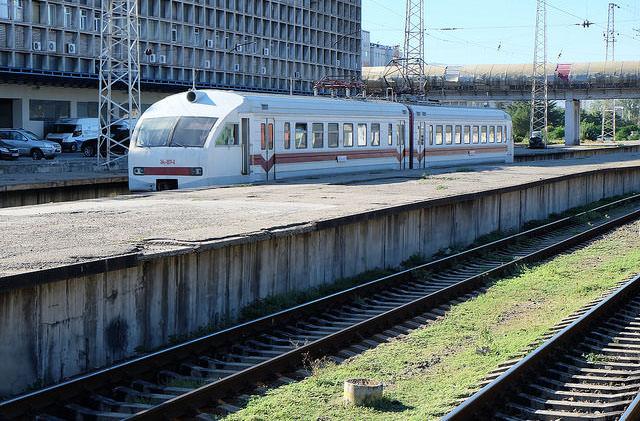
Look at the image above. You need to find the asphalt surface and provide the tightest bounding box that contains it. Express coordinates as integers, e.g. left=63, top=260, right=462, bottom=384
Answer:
left=2, top=151, right=640, bottom=277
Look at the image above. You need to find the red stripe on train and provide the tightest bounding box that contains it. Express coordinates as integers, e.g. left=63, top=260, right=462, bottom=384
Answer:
left=143, top=167, right=193, bottom=176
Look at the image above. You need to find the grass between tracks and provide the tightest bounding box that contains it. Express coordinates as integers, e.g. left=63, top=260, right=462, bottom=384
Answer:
left=220, top=222, right=640, bottom=421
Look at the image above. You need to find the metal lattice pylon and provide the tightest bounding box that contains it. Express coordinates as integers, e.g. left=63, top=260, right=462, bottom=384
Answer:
left=530, top=0, right=548, bottom=145
left=402, top=0, right=425, bottom=93
left=602, top=3, right=619, bottom=141
left=98, top=0, right=141, bottom=166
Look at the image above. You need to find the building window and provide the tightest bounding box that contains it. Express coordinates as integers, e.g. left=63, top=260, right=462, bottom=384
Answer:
left=77, top=101, right=98, bottom=118
left=93, top=12, right=99, bottom=31
left=63, top=6, right=71, bottom=27
left=312, top=123, right=323, bottom=148
left=284, top=122, right=290, bottom=149
left=13, top=0, right=22, bottom=21
left=47, top=3, right=55, bottom=25
left=171, top=25, right=178, bottom=42
left=357, top=123, right=367, bottom=146
left=343, top=123, right=353, bottom=147
left=0, top=0, right=8, bottom=19
left=29, top=100, right=70, bottom=121
left=194, top=28, right=200, bottom=45
left=295, top=123, right=307, bottom=149
left=371, top=123, right=380, bottom=146
left=79, top=9, right=87, bottom=30
left=328, top=123, right=338, bottom=148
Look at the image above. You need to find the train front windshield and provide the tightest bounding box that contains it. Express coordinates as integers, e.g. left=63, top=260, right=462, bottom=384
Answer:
left=135, top=116, right=218, bottom=148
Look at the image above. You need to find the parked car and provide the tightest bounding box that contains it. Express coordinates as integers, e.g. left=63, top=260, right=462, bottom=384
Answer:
left=0, top=140, right=19, bottom=160
left=82, top=121, right=133, bottom=157
left=0, top=129, right=61, bottom=160
left=45, top=118, right=99, bottom=153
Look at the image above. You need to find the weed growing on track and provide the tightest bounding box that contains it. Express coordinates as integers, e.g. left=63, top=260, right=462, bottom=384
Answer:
left=219, top=222, right=640, bottom=421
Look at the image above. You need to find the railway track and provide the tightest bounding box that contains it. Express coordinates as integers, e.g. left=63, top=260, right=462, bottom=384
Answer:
left=444, top=272, right=640, bottom=421
left=3, top=195, right=640, bottom=420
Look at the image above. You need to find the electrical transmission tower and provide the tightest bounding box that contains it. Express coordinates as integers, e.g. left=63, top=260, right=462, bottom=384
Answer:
left=384, top=0, right=425, bottom=95
left=602, top=3, right=619, bottom=141
left=530, top=0, right=548, bottom=146
left=98, top=0, right=141, bottom=166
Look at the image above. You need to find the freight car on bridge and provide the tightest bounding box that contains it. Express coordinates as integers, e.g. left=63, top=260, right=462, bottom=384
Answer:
left=128, top=90, right=513, bottom=191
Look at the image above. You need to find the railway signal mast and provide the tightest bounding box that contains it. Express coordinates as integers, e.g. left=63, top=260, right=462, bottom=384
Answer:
left=602, top=3, right=619, bottom=142
left=98, top=0, right=141, bottom=166
left=530, top=0, right=548, bottom=147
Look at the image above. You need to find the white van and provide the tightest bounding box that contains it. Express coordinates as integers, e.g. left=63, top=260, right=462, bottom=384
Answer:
left=46, top=118, right=99, bottom=153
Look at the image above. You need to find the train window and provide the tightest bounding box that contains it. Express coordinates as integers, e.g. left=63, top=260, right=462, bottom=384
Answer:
left=312, top=123, right=324, bottom=148
left=388, top=123, right=393, bottom=145
left=497, top=126, right=503, bottom=143
left=464, top=126, right=471, bottom=144
left=455, top=125, right=462, bottom=144
left=215, top=123, right=239, bottom=146
left=481, top=126, right=487, bottom=143
left=371, top=123, right=380, bottom=146
left=397, top=122, right=405, bottom=146
left=357, top=123, right=367, bottom=147
left=445, top=125, right=453, bottom=145
left=268, top=123, right=274, bottom=150
left=472, top=126, right=479, bottom=144
left=328, top=123, right=339, bottom=148
left=169, top=116, right=217, bottom=147
left=418, top=123, right=424, bottom=145
left=260, top=123, right=266, bottom=150
left=435, top=125, right=443, bottom=145
left=489, top=126, right=495, bottom=143
left=284, top=122, right=291, bottom=149
left=429, top=125, right=433, bottom=145
left=344, top=123, right=354, bottom=147
left=295, top=123, right=307, bottom=149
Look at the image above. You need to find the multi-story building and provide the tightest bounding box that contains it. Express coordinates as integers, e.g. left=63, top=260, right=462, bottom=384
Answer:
left=361, top=30, right=397, bottom=68
left=0, top=0, right=362, bottom=135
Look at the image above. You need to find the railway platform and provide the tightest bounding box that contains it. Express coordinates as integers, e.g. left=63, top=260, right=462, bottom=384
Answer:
left=2, top=151, right=640, bottom=396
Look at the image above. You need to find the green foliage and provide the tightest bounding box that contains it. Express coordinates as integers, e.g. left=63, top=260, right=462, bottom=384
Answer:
left=505, top=102, right=531, bottom=139
left=616, top=125, right=639, bottom=141
left=580, top=122, right=600, bottom=141
left=548, top=126, right=564, bottom=140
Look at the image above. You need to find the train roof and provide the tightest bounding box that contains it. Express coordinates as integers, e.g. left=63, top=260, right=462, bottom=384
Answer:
left=143, top=89, right=510, bottom=121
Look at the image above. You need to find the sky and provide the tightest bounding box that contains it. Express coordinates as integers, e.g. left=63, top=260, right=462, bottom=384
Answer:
left=362, top=0, right=640, bottom=65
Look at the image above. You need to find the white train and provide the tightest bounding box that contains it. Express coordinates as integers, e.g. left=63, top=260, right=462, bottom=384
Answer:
left=128, top=90, right=513, bottom=191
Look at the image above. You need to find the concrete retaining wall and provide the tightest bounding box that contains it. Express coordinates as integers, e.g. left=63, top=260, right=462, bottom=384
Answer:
left=0, top=178, right=129, bottom=208
left=1, top=166, right=640, bottom=397
left=515, top=144, right=640, bottom=162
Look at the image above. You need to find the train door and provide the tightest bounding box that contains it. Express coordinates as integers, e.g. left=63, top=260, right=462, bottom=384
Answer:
left=262, top=118, right=275, bottom=181
left=417, top=122, right=426, bottom=169
left=398, top=121, right=407, bottom=170
left=241, top=118, right=250, bottom=175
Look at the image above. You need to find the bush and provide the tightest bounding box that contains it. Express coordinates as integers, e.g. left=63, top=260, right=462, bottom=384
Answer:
left=548, top=126, right=564, bottom=140
left=616, top=125, right=639, bottom=141
left=581, top=122, right=600, bottom=141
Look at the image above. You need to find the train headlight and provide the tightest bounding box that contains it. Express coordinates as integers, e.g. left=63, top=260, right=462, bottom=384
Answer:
left=133, top=167, right=145, bottom=175
left=190, top=167, right=203, bottom=176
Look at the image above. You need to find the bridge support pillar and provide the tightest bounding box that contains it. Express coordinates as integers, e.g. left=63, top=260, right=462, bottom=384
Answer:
left=565, top=99, right=581, bottom=145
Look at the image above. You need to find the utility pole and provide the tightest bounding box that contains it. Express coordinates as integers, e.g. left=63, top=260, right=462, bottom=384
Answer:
left=98, top=0, right=141, bottom=166
left=402, top=0, right=425, bottom=94
left=530, top=0, right=548, bottom=147
left=602, top=3, right=619, bottom=141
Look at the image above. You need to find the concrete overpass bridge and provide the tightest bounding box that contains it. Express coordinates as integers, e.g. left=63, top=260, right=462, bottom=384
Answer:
left=362, top=62, right=640, bottom=145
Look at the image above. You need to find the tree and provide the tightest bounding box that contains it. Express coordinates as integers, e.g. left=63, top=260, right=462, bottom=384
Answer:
left=505, top=101, right=564, bottom=140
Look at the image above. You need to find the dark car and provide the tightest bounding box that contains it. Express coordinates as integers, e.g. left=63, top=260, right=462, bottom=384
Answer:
left=81, top=124, right=131, bottom=157
left=0, top=140, right=19, bottom=160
